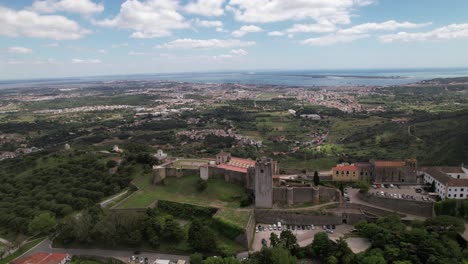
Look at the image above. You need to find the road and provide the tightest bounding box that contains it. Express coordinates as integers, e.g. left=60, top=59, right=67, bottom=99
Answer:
left=17, top=239, right=189, bottom=263
left=100, top=190, right=128, bottom=208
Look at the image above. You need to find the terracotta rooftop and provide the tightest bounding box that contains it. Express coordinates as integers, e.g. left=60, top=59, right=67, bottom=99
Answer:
left=373, top=161, right=406, bottom=167
left=332, top=165, right=358, bottom=171
left=12, top=253, right=69, bottom=264
left=215, top=157, right=256, bottom=174
left=217, top=164, right=248, bottom=173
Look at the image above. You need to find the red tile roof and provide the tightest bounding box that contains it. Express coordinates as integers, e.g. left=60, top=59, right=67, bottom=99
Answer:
left=332, top=165, right=358, bottom=171
left=12, top=253, right=69, bottom=264
left=373, top=161, right=406, bottom=167
left=217, top=164, right=248, bottom=173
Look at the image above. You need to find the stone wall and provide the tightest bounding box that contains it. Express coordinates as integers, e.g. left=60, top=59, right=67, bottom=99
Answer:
left=235, top=211, right=256, bottom=249
left=254, top=209, right=342, bottom=225
left=272, top=186, right=340, bottom=206
left=358, top=194, right=433, bottom=217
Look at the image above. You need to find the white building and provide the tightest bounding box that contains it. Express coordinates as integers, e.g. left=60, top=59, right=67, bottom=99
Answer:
left=420, top=165, right=468, bottom=199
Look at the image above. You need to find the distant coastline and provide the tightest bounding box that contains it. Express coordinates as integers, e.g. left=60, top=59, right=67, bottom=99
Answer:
left=1, top=68, right=468, bottom=88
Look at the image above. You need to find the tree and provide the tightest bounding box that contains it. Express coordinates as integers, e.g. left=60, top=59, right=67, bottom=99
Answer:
left=333, top=238, right=353, bottom=264
left=311, top=232, right=331, bottom=259
left=197, top=179, right=208, bottom=192
left=429, top=180, right=436, bottom=192
left=313, top=171, right=320, bottom=186
left=279, top=230, right=298, bottom=253
left=269, top=233, right=280, bottom=247
left=162, top=216, right=184, bottom=242
left=425, top=215, right=465, bottom=236
left=106, top=159, right=118, bottom=168
left=189, top=220, right=216, bottom=252
left=248, top=246, right=297, bottom=264
left=190, top=253, right=203, bottom=264
left=28, top=213, right=56, bottom=235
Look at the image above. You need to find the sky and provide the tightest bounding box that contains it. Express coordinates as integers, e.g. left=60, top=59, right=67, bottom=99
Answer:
left=1, top=0, right=468, bottom=80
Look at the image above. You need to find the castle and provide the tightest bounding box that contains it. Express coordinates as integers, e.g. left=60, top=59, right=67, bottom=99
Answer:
left=200, top=152, right=340, bottom=208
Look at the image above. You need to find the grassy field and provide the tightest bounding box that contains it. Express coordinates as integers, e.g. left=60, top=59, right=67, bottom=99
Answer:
left=0, top=238, right=44, bottom=264
left=168, top=159, right=210, bottom=169
left=214, top=209, right=252, bottom=230
left=118, top=175, right=246, bottom=209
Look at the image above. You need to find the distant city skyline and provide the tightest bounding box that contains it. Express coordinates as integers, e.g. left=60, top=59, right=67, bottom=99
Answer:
left=1, top=0, right=468, bottom=80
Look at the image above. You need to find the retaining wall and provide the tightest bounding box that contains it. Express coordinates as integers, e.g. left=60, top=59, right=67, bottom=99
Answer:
left=359, top=193, right=433, bottom=217
left=254, top=209, right=342, bottom=225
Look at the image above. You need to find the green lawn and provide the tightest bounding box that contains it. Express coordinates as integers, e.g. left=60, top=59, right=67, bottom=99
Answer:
left=214, top=209, right=252, bottom=230
left=0, top=238, right=44, bottom=264
left=118, top=175, right=246, bottom=209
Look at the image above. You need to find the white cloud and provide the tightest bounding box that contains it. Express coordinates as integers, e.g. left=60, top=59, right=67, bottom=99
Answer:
left=230, top=49, right=248, bottom=56
left=31, top=0, right=104, bottom=15
left=72, top=58, right=101, bottom=64
left=0, top=6, right=90, bottom=40
left=194, top=18, right=223, bottom=28
left=232, top=25, right=263, bottom=37
left=157, top=38, right=255, bottom=49
left=268, top=31, right=285, bottom=36
left=95, top=0, right=189, bottom=38
left=98, top=49, right=108, bottom=54
left=185, top=0, right=225, bottom=17
left=301, top=33, right=369, bottom=46
left=379, top=23, right=468, bottom=43
left=286, top=22, right=337, bottom=34
left=340, top=20, right=431, bottom=34
left=7, top=46, right=33, bottom=54
left=227, top=0, right=373, bottom=24
left=213, top=49, right=248, bottom=59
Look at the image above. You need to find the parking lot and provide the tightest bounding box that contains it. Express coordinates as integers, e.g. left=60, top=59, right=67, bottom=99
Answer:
left=368, top=184, right=433, bottom=201
left=251, top=223, right=354, bottom=251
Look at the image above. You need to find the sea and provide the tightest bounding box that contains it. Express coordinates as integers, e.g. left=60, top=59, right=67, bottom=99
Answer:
left=2, top=68, right=468, bottom=88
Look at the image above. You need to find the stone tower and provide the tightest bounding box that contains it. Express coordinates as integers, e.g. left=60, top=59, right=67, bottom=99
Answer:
left=255, top=157, right=273, bottom=208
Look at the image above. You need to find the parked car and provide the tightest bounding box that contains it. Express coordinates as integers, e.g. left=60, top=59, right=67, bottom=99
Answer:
left=389, top=184, right=395, bottom=188
left=311, top=224, right=316, bottom=230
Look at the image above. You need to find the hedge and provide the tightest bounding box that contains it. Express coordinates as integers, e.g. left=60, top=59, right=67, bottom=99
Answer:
left=156, top=200, right=217, bottom=219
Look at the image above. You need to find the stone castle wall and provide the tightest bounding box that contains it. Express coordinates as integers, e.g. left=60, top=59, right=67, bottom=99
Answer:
left=358, top=194, right=433, bottom=217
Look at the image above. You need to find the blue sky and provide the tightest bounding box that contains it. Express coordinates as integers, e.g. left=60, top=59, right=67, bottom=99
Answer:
left=1, top=0, right=468, bottom=80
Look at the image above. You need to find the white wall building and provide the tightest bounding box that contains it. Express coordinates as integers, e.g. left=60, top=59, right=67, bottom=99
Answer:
left=420, top=165, right=468, bottom=199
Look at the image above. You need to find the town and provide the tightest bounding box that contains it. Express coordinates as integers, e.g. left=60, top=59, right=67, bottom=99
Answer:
left=0, top=75, right=467, bottom=264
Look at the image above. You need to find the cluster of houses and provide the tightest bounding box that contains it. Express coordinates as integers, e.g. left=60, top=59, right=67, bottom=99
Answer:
left=332, top=159, right=468, bottom=200
left=176, top=129, right=262, bottom=147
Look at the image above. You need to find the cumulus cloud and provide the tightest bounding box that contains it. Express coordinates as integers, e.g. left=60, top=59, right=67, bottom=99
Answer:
left=227, top=0, right=373, bottom=24
left=213, top=48, right=248, bottom=59
left=7, top=46, right=33, bottom=54
left=299, top=20, right=431, bottom=45
left=72, top=58, right=101, bottom=64
left=194, top=18, right=223, bottom=28
left=301, top=33, right=369, bottom=46
left=185, top=0, right=225, bottom=17
left=379, top=23, right=468, bottom=43
left=0, top=6, right=90, bottom=40
left=95, top=0, right=189, bottom=38
left=31, top=0, right=104, bottom=14
left=157, top=38, right=255, bottom=49
left=340, top=20, right=431, bottom=34
left=286, top=22, right=337, bottom=34
left=268, top=31, right=285, bottom=36
left=232, top=25, right=263, bottom=37
left=229, top=49, right=248, bottom=56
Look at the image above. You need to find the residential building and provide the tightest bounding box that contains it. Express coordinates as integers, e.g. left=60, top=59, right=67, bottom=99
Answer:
left=332, top=164, right=359, bottom=181
left=420, top=165, right=468, bottom=199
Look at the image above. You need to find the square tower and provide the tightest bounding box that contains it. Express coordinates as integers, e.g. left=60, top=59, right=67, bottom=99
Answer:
left=255, top=157, right=273, bottom=208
